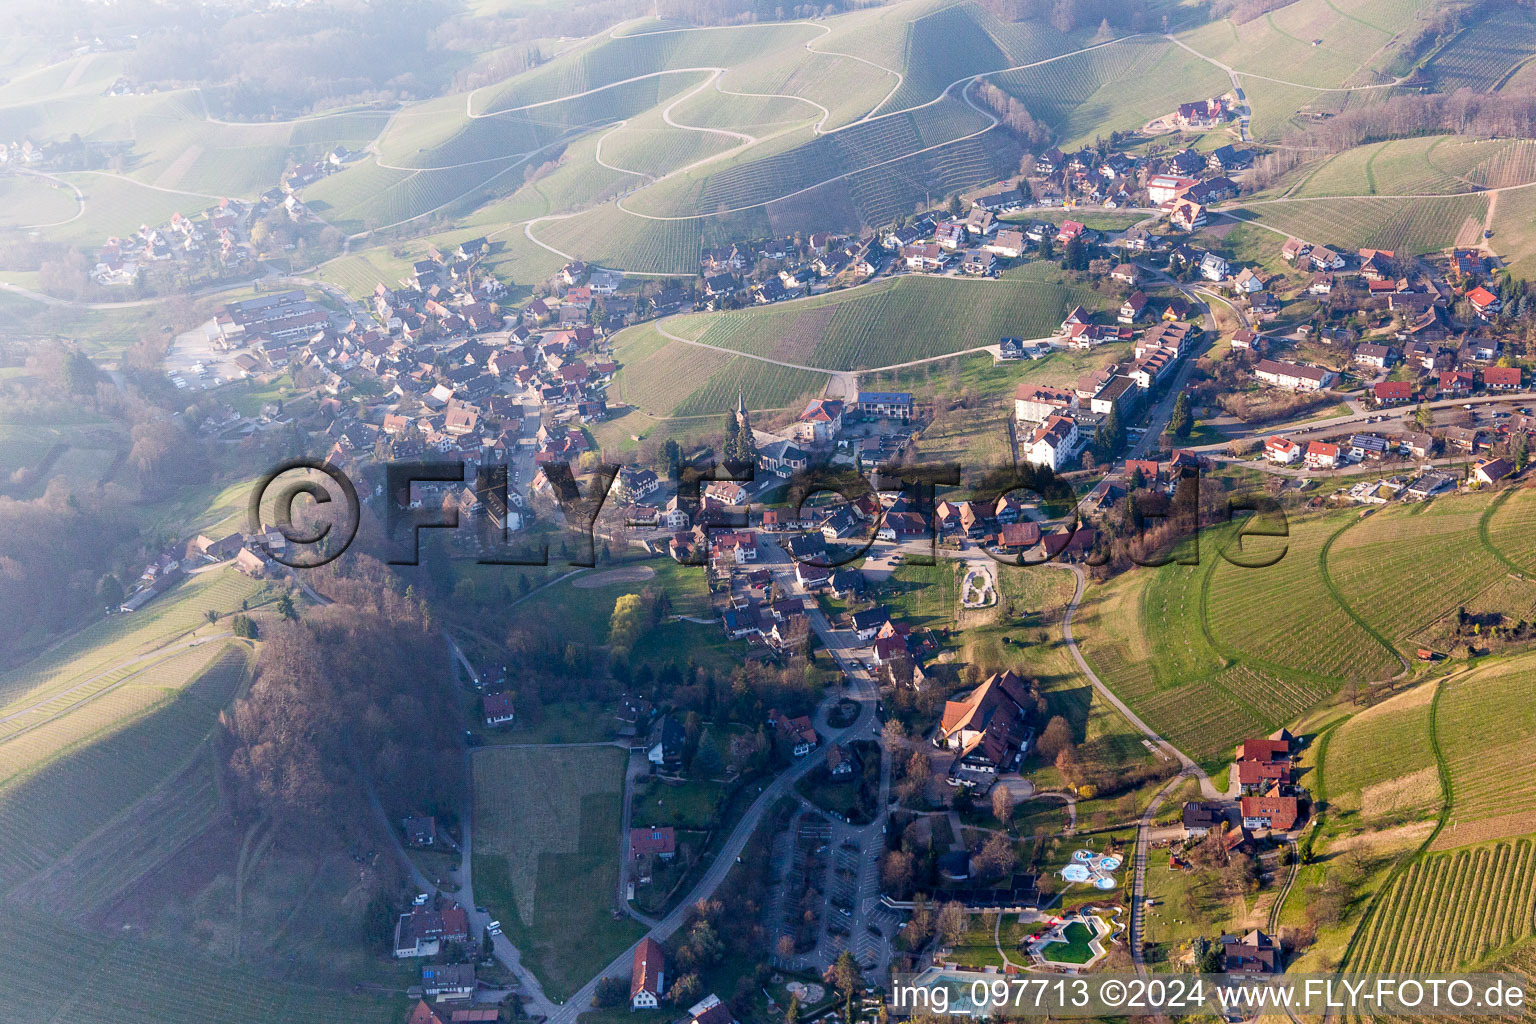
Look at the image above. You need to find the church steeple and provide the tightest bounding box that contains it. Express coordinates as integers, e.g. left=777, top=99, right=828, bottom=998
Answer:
left=735, top=389, right=751, bottom=434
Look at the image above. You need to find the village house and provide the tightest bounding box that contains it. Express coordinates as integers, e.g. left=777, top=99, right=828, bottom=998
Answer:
left=1118, top=291, right=1149, bottom=323
left=1025, top=415, right=1080, bottom=471
left=1255, top=358, right=1334, bottom=392
left=1221, top=929, right=1280, bottom=975
left=1475, top=457, right=1514, bottom=485
left=1353, top=343, right=1393, bottom=368
left=1264, top=437, right=1301, bottom=464
left=790, top=398, right=843, bottom=444
left=1304, top=440, right=1340, bottom=469
left=394, top=902, right=470, bottom=959
left=631, top=936, right=666, bottom=1009
left=935, top=670, right=1035, bottom=778
left=1240, top=793, right=1299, bottom=831
left=422, top=964, right=476, bottom=1001
left=1169, top=199, right=1206, bottom=232
left=769, top=709, right=818, bottom=757
left=481, top=691, right=515, bottom=728
left=402, top=815, right=437, bottom=847
left=1182, top=801, right=1226, bottom=838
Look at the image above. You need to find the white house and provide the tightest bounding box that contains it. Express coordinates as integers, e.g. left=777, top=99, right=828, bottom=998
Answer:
left=1026, top=415, right=1080, bottom=471
left=1255, top=358, right=1334, bottom=392
left=1264, top=437, right=1301, bottom=464
left=1014, top=382, right=1077, bottom=424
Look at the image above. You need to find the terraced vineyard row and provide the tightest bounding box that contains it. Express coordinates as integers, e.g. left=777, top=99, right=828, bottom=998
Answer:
left=0, top=645, right=247, bottom=893
left=1206, top=513, right=1400, bottom=683
left=1351, top=840, right=1536, bottom=974
left=1425, top=6, right=1536, bottom=92
left=0, top=569, right=268, bottom=716
left=1230, top=193, right=1489, bottom=255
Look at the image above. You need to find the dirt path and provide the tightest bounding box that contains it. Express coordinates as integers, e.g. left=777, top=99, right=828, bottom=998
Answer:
left=572, top=565, right=656, bottom=588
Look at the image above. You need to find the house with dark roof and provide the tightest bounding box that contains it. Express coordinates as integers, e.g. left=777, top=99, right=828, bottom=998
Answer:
left=769, top=709, right=817, bottom=757
left=936, top=670, right=1035, bottom=777
left=648, top=716, right=685, bottom=770
left=422, top=963, right=476, bottom=1000
left=1221, top=929, right=1280, bottom=975
left=1182, top=801, right=1226, bottom=838
left=483, top=692, right=515, bottom=727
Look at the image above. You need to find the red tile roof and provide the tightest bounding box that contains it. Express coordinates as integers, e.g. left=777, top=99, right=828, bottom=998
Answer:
left=632, top=937, right=665, bottom=999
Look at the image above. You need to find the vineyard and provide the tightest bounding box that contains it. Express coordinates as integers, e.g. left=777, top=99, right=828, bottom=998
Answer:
left=0, top=568, right=270, bottom=716
left=1228, top=193, right=1490, bottom=256
left=1294, top=137, right=1486, bottom=199
left=1348, top=839, right=1536, bottom=974
left=0, top=645, right=247, bottom=893
left=474, top=22, right=817, bottom=115
left=1435, top=654, right=1536, bottom=848
left=0, top=906, right=399, bottom=1024
left=991, top=38, right=1227, bottom=147
left=610, top=327, right=828, bottom=418
left=0, top=174, right=80, bottom=228
left=1173, top=0, right=1410, bottom=91
left=720, top=47, right=891, bottom=131
left=598, top=115, right=737, bottom=181
left=1425, top=5, right=1536, bottom=93
left=1205, top=512, right=1401, bottom=683
left=1327, top=492, right=1507, bottom=649
left=1243, top=81, right=1325, bottom=142
left=683, top=268, right=1105, bottom=371
left=0, top=641, right=229, bottom=782
left=1484, top=487, right=1536, bottom=573
left=531, top=204, right=706, bottom=274
left=621, top=92, right=1003, bottom=226
left=50, top=172, right=212, bottom=244
left=1324, top=683, right=1437, bottom=815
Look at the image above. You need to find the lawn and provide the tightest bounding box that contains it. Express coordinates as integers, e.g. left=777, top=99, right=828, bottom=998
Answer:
left=633, top=776, right=725, bottom=830
left=1139, top=857, right=1241, bottom=969
left=1040, top=919, right=1099, bottom=964
left=472, top=744, right=643, bottom=1000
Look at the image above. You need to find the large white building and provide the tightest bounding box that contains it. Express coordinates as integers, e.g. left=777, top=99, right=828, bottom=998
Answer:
left=1026, top=415, right=1080, bottom=471
left=1014, top=382, right=1077, bottom=424
left=1255, top=358, right=1334, bottom=392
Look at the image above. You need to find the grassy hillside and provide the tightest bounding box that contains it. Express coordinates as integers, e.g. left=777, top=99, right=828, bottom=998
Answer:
left=1174, top=0, right=1431, bottom=90
left=632, top=264, right=1106, bottom=372
left=990, top=37, right=1229, bottom=148
left=1224, top=193, right=1489, bottom=254
left=1074, top=491, right=1536, bottom=764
